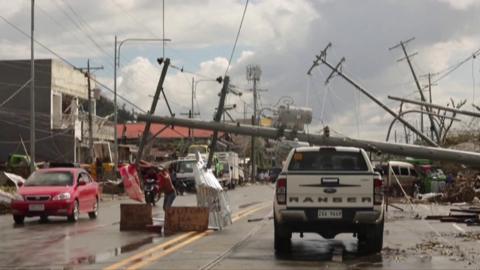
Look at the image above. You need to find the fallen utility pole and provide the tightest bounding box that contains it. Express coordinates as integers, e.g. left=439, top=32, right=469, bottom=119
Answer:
left=207, top=76, right=229, bottom=169
left=389, top=95, right=480, bottom=118
left=136, top=58, right=170, bottom=165
left=136, top=116, right=480, bottom=166
left=309, top=50, right=438, bottom=147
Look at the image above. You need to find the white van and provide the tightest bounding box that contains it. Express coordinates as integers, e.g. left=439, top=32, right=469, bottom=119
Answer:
left=381, top=161, right=418, bottom=195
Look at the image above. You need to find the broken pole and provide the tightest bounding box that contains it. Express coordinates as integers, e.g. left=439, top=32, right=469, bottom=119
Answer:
left=207, top=76, right=229, bottom=169
left=136, top=58, right=170, bottom=165
left=136, top=116, right=480, bottom=166
left=318, top=57, right=438, bottom=147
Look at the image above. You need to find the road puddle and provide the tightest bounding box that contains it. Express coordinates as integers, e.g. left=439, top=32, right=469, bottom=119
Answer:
left=64, top=236, right=162, bottom=268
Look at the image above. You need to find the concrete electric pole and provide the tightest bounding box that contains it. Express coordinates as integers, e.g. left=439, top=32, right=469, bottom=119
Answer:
left=389, top=38, right=439, bottom=142
left=247, top=65, right=261, bottom=181
left=30, top=0, right=35, bottom=171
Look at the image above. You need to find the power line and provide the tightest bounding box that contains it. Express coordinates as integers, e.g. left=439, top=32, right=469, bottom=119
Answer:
left=37, top=4, right=100, bottom=58
left=0, top=79, right=31, bottom=109
left=57, top=0, right=114, bottom=60
left=0, top=15, right=146, bottom=114
left=52, top=0, right=112, bottom=62
left=170, top=63, right=218, bottom=80
left=224, top=0, right=249, bottom=76
left=109, top=0, right=158, bottom=38
left=433, top=48, right=480, bottom=84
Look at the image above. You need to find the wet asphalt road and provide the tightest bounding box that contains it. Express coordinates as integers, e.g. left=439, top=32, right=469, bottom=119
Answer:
left=1, top=184, right=479, bottom=270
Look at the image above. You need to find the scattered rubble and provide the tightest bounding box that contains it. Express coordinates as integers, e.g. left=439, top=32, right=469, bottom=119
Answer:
left=410, top=240, right=466, bottom=260
left=425, top=206, right=480, bottom=223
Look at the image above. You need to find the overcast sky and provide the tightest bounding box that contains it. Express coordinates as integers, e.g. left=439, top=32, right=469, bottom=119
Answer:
left=1, top=0, right=480, bottom=142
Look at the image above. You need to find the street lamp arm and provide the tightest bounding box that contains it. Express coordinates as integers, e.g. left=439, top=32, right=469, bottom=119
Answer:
left=117, top=38, right=171, bottom=67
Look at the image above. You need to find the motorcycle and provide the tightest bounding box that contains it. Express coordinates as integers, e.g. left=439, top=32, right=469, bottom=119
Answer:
left=173, top=178, right=187, bottom=196
left=144, top=178, right=158, bottom=206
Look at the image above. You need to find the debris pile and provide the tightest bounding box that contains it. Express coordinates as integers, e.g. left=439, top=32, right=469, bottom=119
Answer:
left=425, top=207, right=480, bottom=225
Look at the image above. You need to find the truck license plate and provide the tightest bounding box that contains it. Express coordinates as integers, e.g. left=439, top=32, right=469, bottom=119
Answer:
left=318, top=209, right=342, bottom=219
left=29, top=204, right=45, bottom=211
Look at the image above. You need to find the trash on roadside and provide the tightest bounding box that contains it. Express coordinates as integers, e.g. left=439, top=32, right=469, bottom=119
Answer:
left=425, top=206, right=480, bottom=224
left=0, top=171, right=25, bottom=191
left=417, top=192, right=443, bottom=202
left=119, top=164, right=144, bottom=202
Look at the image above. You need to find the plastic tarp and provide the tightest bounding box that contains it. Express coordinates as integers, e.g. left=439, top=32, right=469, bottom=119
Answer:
left=0, top=171, right=25, bottom=190
left=119, top=164, right=144, bottom=202
left=193, top=152, right=232, bottom=230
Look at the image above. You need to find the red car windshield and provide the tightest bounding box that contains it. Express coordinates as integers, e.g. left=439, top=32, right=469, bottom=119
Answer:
left=25, top=171, right=74, bottom=187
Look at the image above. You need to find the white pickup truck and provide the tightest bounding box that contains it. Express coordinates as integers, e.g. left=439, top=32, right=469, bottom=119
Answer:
left=273, top=146, right=384, bottom=254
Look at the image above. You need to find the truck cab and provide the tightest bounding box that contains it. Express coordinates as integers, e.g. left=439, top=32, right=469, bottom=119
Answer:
left=273, top=146, right=384, bottom=254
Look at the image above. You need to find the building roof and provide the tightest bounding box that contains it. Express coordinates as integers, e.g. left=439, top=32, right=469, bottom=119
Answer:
left=117, top=122, right=216, bottom=139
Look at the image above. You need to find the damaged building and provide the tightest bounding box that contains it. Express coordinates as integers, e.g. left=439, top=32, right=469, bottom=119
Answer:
left=0, top=59, right=114, bottom=164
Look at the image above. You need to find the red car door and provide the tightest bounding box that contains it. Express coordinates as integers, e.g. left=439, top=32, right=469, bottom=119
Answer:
left=86, top=173, right=97, bottom=209
left=77, top=173, right=90, bottom=212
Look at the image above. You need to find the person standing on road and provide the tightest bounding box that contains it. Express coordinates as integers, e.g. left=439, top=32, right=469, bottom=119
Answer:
left=158, top=168, right=176, bottom=211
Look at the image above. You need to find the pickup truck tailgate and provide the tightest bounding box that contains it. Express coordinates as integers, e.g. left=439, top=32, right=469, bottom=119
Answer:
left=286, top=173, right=374, bottom=208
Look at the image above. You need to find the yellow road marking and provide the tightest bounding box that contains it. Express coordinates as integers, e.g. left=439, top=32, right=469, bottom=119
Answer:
left=104, top=202, right=271, bottom=270
left=127, top=231, right=211, bottom=270
left=103, top=231, right=197, bottom=270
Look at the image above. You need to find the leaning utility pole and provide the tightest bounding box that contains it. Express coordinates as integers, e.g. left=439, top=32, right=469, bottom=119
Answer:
left=207, top=76, right=230, bottom=169
left=136, top=58, right=170, bottom=165
left=428, top=73, right=434, bottom=139
left=30, top=0, right=35, bottom=171
left=247, top=65, right=261, bottom=181
left=307, top=44, right=438, bottom=147
left=389, top=38, right=439, bottom=142
left=191, top=77, right=194, bottom=138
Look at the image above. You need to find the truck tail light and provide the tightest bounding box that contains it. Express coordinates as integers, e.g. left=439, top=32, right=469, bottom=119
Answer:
left=374, top=176, right=384, bottom=205
left=276, top=177, right=287, bottom=205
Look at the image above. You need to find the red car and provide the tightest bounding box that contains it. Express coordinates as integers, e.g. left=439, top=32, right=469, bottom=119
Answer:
left=11, top=168, right=99, bottom=224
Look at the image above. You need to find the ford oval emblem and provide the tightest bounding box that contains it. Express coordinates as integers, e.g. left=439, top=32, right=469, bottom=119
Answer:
left=324, top=188, right=337, bottom=194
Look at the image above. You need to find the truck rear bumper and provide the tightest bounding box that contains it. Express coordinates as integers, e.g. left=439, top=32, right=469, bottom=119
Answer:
left=277, top=207, right=383, bottom=225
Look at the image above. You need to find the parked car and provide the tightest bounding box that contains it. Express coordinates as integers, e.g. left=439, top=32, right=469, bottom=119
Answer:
left=381, top=161, right=418, bottom=195
left=10, top=167, right=100, bottom=224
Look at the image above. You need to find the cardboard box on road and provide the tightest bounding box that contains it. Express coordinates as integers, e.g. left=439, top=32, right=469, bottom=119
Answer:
left=164, top=207, right=209, bottom=235
left=120, top=204, right=153, bottom=231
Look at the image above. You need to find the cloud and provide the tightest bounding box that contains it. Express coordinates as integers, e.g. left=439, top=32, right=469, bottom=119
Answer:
left=437, top=0, right=480, bottom=10
left=1, top=0, right=480, bottom=143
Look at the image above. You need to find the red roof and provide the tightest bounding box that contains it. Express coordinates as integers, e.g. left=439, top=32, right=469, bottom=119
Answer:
left=117, top=122, right=216, bottom=139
